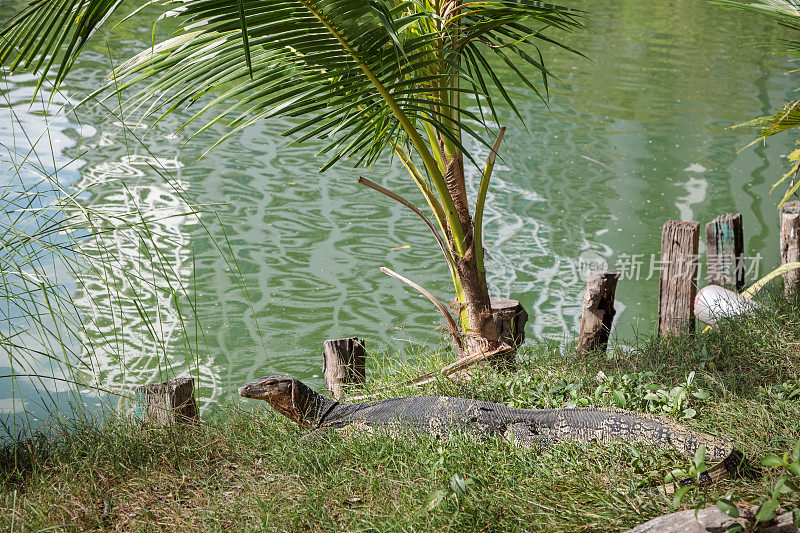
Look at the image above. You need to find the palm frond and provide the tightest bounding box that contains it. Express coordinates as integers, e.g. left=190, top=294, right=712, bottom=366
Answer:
left=735, top=99, right=800, bottom=143
left=716, top=1, right=800, bottom=145
left=2, top=0, right=584, bottom=170
left=716, top=0, right=800, bottom=204
left=0, top=0, right=126, bottom=91
left=714, top=1, right=800, bottom=55
left=714, top=0, right=800, bottom=30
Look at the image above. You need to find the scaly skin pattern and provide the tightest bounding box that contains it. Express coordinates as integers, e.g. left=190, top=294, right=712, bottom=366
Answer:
left=239, top=375, right=739, bottom=488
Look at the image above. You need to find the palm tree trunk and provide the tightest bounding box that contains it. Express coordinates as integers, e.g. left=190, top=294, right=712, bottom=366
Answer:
left=443, top=151, right=499, bottom=356
left=456, top=244, right=498, bottom=355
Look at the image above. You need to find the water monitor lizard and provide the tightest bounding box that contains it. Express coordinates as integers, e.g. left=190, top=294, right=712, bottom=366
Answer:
left=239, top=375, right=740, bottom=489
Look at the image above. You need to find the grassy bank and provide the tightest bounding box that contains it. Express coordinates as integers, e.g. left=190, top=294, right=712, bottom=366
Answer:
left=1, top=291, right=800, bottom=531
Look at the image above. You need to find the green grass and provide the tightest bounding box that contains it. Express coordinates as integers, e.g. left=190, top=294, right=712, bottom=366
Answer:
left=1, top=289, right=800, bottom=531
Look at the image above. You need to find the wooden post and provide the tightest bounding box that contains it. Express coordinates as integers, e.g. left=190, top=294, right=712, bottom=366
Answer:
left=323, top=337, right=366, bottom=400
left=487, top=297, right=528, bottom=367
left=135, top=377, right=199, bottom=426
left=780, top=201, right=800, bottom=296
left=578, top=270, right=620, bottom=354
left=489, top=298, right=528, bottom=348
left=658, top=220, right=700, bottom=336
left=705, top=213, right=744, bottom=291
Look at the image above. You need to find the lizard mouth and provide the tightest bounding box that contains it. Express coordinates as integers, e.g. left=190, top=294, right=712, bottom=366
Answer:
left=237, top=383, right=256, bottom=398
left=237, top=380, right=267, bottom=399
left=238, top=375, right=292, bottom=400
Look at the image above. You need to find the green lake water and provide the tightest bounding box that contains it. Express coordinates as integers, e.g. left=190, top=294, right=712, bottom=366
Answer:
left=1, top=0, right=798, bottom=420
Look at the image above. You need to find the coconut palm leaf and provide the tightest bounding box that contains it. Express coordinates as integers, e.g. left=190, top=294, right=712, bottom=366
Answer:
left=714, top=0, right=800, bottom=146
left=0, top=0, right=126, bottom=92
left=736, top=99, right=800, bottom=143
left=1, top=0, right=583, bottom=170
left=714, top=0, right=800, bottom=29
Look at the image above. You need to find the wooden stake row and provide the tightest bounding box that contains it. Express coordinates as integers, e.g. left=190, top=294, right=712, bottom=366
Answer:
left=657, top=220, right=700, bottom=336
left=323, top=205, right=800, bottom=384
left=135, top=377, right=199, bottom=426
left=655, top=204, right=800, bottom=336
left=705, top=213, right=744, bottom=291
left=579, top=202, right=800, bottom=348
left=577, top=270, right=619, bottom=354
left=323, top=337, right=367, bottom=400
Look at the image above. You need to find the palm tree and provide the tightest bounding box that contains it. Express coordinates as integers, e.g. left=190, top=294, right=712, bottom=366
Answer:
left=0, top=0, right=584, bottom=359
left=715, top=0, right=800, bottom=207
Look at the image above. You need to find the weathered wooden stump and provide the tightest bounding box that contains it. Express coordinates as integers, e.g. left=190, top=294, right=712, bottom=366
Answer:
left=135, top=377, right=199, bottom=426
left=578, top=270, right=620, bottom=354
left=323, top=337, right=366, bottom=400
left=450, top=297, right=528, bottom=367
left=658, top=220, right=700, bottom=336
left=780, top=201, right=800, bottom=296
left=489, top=297, right=528, bottom=349
left=705, top=213, right=744, bottom=291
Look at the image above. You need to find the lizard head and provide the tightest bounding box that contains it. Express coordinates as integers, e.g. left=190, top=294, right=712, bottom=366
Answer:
left=238, top=375, right=321, bottom=426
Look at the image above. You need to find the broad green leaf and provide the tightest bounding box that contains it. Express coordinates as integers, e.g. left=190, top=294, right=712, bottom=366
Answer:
left=755, top=499, right=778, bottom=523
left=672, top=486, right=692, bottom=509
left=593, top=384, right=605, bottom=400
left=449, top=473, right=473, bottom=498
left=773, top=476, right=794, bottom=498
left=716, top=498, right=740, bottom=518
left=763, top=453, right=786, bottom=468
left=693, top=446, right=707, bottom=471
left=425, top=489, right=447, bottom=511
left=664, top=469, right=687, bottom=484
left=611, top=390, right=627, bottom=408
left=692, top=389, right=710, bottom=400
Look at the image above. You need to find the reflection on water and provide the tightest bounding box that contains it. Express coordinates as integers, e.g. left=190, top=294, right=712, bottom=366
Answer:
left=2, top=0, right=800, bottom=417
left=69, top=147, right=222, bottom=409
